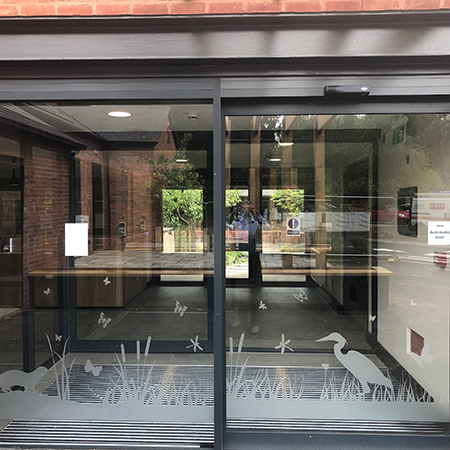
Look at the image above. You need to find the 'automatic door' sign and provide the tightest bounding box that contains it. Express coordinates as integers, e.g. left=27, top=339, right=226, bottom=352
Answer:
left=428, top=221, right=450, bottom=245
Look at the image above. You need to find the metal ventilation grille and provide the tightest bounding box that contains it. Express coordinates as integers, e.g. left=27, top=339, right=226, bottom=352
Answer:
left=227, top=418, right=449, bottom=435
left=43, top=365, right=427, bottom=404
left=43, top=365, right=214, bottom=406
left=0, top=420, right=214, bottom=448
left=226, top=366, right=431, bottom=402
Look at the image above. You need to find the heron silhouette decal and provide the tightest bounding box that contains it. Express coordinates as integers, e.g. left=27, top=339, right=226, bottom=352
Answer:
left=316, top=332, right=393, bottom=395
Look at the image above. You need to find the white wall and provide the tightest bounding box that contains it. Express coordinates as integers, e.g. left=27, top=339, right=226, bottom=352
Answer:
left=377, top=123, right=450, bottom=409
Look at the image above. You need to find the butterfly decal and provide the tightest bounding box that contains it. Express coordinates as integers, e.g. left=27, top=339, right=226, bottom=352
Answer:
left=369, top=314, right=376, bottom=322
left=103, top=277, right=111, bottom=286
left=55, top=334, right=62, bottom=342
left=258, top=301, right=267, bottom=310
left=43, top=288, right=51, bottom=295
left=98, top=311, right=111, bottom=328
left=174, top=301, right=188, bottom=317
left=293, top=290, right=308, bottom=303
left=84, top=359, right=103, bottom=377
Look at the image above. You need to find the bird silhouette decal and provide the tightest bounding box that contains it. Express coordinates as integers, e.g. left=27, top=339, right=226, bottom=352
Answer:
left=316, top=332, right=393, bottom=395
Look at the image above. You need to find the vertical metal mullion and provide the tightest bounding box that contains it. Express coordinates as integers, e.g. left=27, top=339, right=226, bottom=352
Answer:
left=213, top=78, right=225, bottom=450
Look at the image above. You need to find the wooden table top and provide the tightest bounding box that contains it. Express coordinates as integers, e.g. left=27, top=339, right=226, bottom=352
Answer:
left=29, top=266, right=392, bottom=277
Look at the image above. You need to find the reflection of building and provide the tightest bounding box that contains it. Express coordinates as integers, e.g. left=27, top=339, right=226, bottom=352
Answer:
left=1, top=4, right=450, bottom=450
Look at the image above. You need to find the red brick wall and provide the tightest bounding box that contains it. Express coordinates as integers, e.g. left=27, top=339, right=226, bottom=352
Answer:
left=0, top=191, right=21, bottom=241
left=0, top=0, right=447, bottom=17
left=72, top=120, right=175, bottom=253
left=22, top=144, right=71, bottom=304
left=107, top=123, right=176, bottom=250
left=75, top=149, right=109, bottom=253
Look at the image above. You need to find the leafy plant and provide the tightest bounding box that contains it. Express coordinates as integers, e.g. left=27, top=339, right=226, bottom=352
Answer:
left=226, top=251, right=248, bottom=267
left=146, top=132, right=203, bottom=200
left=146, top=155, right=203, bottom=200
left=146, top=132, right=204, bottom=237
left=226, top=190, right=242, bottom=208
left=162, top=189, right=203, bottom=230
left=271, top=189, right=305, bottom=214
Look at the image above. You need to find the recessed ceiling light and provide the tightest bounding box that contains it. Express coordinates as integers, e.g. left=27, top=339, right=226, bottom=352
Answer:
left=269, top=158, right=282, bottom=162
left=278, top=142, right=294, bottom=146
left=108, top=111, right=132, bottom=118
left=176, top=159, right=188, bottom=163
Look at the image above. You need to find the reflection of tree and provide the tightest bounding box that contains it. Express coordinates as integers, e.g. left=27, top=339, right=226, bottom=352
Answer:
left=324, top=115, right=384, bottom=200
left=324, top=114, right=446, bottom=202
left=146, top=154, right=203, bottom=198
left=407, top=114, right=450, bottom=185
left=271, top=189, right=304, bottom=214
left=226, top=190, right=242, bottom=208
left=379, top=134, right=444, bottom=196
left=162, top=189, right=203, bottom=230
left=146, top=133, right=204, bottom=251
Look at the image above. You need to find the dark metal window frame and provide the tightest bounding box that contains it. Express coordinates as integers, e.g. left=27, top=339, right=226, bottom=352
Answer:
left=221, top=97, right=450, bottom=450
left=1, top=75, right=450, bottom=450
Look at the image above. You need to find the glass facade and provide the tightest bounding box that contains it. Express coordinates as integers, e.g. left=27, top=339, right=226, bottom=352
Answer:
left=225, top=114, right=449, bottom=434
left=0, top=102, right=214, bottom=446
left=0, top=102, right=449, bottom=447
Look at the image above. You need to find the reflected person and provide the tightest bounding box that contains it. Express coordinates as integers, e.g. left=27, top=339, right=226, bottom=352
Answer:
left=226, top=201, right=268, bottom=334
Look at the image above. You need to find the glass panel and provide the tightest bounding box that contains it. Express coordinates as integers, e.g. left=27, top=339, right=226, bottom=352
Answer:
left=225, top=114, right=450, bottom=435
left=0, top=140, right=23, bottom=375
left=0, top=102, right=214, bottom=445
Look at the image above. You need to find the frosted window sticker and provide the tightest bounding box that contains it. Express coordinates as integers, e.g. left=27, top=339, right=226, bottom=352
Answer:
left=65, top=223, right=88, bottom=256
left=0, top=335, right=213, bottom=422
left=226, top=332, right=445, bottom=422
left=316, top=333, right=393, bottom=395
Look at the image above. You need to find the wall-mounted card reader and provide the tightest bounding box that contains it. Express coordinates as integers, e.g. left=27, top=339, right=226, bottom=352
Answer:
left=118, top=222, right=127, bottom=237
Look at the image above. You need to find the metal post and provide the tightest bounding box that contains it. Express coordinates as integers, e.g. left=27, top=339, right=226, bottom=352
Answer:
left=213, top=78, right=225, bottom=450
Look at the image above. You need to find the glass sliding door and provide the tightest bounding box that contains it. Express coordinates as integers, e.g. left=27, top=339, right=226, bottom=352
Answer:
left=0, top=146, right=23, bottom=376
left=0, top=102, right=214, bottom=447
left=225, top=113, right=450, bottom=435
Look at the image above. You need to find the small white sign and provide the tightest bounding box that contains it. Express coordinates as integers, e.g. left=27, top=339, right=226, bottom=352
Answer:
left=65, top=223, right=89, bottom=256
left=428, top=221, right=450, bottom=245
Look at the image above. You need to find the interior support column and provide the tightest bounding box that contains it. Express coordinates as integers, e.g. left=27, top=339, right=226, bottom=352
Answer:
left=282, top=115, right=297, bottom=188
left=225, top=117, right=231, bottom=189
left=314, top=115, right=333, bottom=269
left=249, top=116, right=261, bottom=208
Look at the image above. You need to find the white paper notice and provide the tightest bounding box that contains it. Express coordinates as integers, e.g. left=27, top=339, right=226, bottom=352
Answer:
left=65, top=223, right=89, bottom=256
left=428, top=221, right=450, bottom=245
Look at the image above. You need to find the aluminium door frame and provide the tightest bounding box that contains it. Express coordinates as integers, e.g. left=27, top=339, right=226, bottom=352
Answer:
left=1, top=76, right=450, bottom=449
left=220, top=96, right=450, bottom=450
left=0, top=78, right=219, bottom=371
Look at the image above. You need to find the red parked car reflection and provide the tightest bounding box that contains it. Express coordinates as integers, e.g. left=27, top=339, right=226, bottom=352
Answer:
left=370, top=204, right=410, bottom=224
